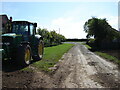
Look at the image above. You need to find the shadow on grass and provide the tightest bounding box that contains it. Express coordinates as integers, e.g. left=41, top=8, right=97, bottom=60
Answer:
left=87, top=46, right=100, bottom=52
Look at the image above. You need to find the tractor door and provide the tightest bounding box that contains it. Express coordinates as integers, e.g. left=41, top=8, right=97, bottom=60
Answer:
left=29, top=24, right=37, bottom=55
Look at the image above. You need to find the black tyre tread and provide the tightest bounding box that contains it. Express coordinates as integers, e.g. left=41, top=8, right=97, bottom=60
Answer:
left=33, top=40, right=44, bottom=61
left=16, top=44, right=31, bottom=66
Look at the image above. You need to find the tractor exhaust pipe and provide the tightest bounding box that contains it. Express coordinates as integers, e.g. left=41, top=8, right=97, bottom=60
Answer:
left=10, top=16, right=12, bottom=22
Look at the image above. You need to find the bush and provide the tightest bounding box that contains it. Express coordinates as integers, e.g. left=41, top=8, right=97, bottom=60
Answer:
left=37, top=28, right=66, bottom=47
left=88, top=38, right=95, bottom=44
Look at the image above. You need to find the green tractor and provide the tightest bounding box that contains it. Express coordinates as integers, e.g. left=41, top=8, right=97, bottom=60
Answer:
left=1, top=15, right=44, bottom=66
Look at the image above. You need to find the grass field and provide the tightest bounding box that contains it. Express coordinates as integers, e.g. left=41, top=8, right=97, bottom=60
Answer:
left=27, top=43, right=74, bottom=72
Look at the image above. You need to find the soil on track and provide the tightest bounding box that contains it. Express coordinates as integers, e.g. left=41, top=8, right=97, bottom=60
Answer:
left=2, top=42, right=120, bottom=88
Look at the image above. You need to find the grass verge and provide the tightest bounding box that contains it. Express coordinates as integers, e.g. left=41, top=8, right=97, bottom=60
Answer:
left=82, top=43, right=92, bottom=49
left=82, top=42, right=120, bottom=65
left=95, top=52, right=120, bottom=65
left=22, top=43, right=74, bottom=72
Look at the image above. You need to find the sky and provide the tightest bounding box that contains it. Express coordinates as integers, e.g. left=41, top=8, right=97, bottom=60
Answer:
left=1, top=1, right=119, bottom=39
left=118, top=1, right=120, bottom=31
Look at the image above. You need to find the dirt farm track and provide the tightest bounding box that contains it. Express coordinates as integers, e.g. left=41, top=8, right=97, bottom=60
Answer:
left=2, top=42, right=120, bottom=88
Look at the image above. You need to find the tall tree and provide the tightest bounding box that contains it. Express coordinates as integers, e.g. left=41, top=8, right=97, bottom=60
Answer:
left=84, top=17, right=119, bottom=47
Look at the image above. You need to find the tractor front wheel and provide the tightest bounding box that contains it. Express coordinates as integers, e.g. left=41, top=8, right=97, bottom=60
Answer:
left=16, top=44, right=31, bottom=66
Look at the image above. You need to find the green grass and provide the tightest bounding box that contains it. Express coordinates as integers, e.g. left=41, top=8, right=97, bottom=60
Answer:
left=82, top=43, right=92, bottom=49
left=21, top=67, right=33, bottom=72
left=82, top=42, right=120, bottom=65
left=30, top=43, right=74, bottom=72
left=95, top=52, right=120, bottom=64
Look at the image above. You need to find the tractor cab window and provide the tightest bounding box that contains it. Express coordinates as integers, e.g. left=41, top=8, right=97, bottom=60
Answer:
left=12, top=23, right=28, bottom=35
left=30, top=24, right=34, bottom=35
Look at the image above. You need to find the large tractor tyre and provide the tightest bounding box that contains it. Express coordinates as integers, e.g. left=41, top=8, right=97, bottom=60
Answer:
left=33, top=40, right=44, bottom=61
left=16, top=44, right=31, bottom=66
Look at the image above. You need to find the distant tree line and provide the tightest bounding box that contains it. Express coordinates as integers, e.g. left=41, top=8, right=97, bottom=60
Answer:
left=37, top=28, right=66, bottom=47
left=84, top=17, right=120, bottom=50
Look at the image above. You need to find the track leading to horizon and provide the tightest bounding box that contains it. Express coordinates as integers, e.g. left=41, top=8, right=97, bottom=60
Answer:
left=52, top=42, right=120, bottom=88
left=2, top=42, right=120, bottom=88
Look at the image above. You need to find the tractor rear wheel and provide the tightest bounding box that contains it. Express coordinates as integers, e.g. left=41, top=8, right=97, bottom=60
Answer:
left=33, top=40, right=44, bottom=61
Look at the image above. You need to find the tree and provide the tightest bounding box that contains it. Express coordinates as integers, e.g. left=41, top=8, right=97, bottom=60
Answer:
left=37, top=28, right=66, bottom=47
left=84, top=17, right=119, bottom=47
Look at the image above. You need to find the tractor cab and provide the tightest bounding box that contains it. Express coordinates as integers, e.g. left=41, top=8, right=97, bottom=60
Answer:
left=12, top=21, right=37, bottom=36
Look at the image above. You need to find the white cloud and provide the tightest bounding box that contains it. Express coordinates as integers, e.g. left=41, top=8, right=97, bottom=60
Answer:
left=108, top=16, right=118, bottom=30
left=49, top=17, right=87, bottom=39
left=48, top=15, right=118, bottom=39
left=98, top=15, right=118, bottom=30
left=34, top=3, right=118, bottom=39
